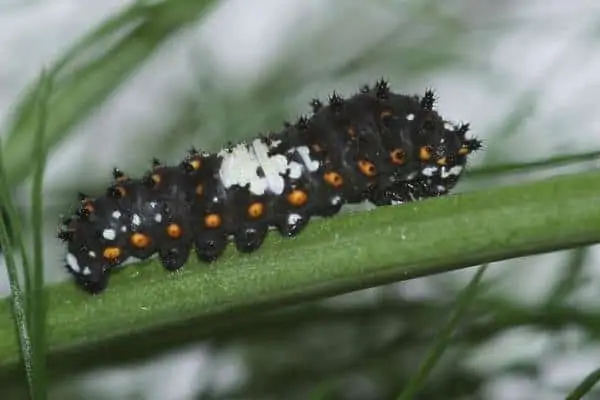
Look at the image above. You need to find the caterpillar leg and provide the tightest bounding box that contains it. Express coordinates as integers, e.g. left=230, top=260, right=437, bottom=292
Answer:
left=65, top=254, right=111, bottom=294
left=159, top=243, right=192, bottom=271
left=276, top=212, right=310, bottom=237
left=234, top=224, right=269, bottom=253
left=75, top=272, right=109, bottom=294
left=75, top=274, right=108, bottom=294
left=194, top=232, right=228, bottom=262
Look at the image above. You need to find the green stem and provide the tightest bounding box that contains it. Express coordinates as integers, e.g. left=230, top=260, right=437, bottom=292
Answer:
left=0, top=170, right=599, bottom=381
left=565, top=367, right=600, bottom=400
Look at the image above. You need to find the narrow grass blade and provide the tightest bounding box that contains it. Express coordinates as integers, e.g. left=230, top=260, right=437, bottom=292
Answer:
left=545, top=247, right=587, bottom=309
left=28, top=69, right=53, bottom=400
left=396, top=264, right=488, bottom=400
left=0, top=141, right=33, bottom=394
left=0, top=197, right=32, bottom=320
left=0, top=149, right=33, bottom=314
left=566, top=367, right=600, bottom=400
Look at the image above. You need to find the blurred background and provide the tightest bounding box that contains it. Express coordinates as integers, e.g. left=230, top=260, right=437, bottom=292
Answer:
left=1, top=0, right=600, bottom=399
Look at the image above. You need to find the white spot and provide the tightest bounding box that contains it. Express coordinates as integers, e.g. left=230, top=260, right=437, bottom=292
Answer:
left=287, top=213, right=302, bottom=226
left=121, top=226, right=128, bottom=232
left=102, top=228, right=116, bottom=241
left=287, top=161, right=303, bottom=179
left=82, top=267, right=92, bottom=276
left=294, top=146, right=320, bottom=172
left=391, top=200, right=403, bottom=206
left=422, top=166, right=438, bottom=177
left=441, top=165, right=463, bottom=179
left=88, top=250, right=97, bottom=258
left=111, top=210, right=122, bottom=219
left=444, top=122, right=454, bottom=130
left=149, top=201, right=158, bottom=208
left=253, top=139, right=289, bottom=194
left=436, top=185, right=447, bottom=192
left=212, top=196, right=219, bottom=203
left=132, top=214, right=142, bottom=226
left=268, top=139, right=282, bottom=149
left=66, top=253, right=81, bottom=273
left=218, top=139, right=289, bottom=196
left=406, top=113, right=415, bottom=121
left=331, top=196, right=342, bottom=205
left=154, top=213, right=163, bottom=223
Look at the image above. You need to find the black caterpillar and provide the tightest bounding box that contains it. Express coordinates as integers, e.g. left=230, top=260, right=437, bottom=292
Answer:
left=58, top=80, right=482, bottom=294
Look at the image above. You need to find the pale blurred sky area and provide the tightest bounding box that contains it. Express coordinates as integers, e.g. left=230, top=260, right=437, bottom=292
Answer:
left=1, top=1, right=600, bottom=399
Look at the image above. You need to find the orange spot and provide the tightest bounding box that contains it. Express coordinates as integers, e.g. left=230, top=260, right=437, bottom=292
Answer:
left=419, top=146, right=432, bottom=161
left=458, top=146, right=470, bottom=156
left=130, top=232, right=150, bottom=248
left=358, top=160, right=377, bottom=177
left=436, top=157, right=447, bottom=166
left=166, top=223, right=182, bottom=238
left=189, top=158, right=201, bottom=170
left=151, top=173, right=161, bottom=185
left=287, top=189, right=308, bottom=207
left=247, top=202, right=264, bottom=218
left=204, top=214, right=221, bottom=229
left=196, top=184, right=204, bottom=197
left=324, top=171, right=343, bottom=187
left=390, top=149, right=405, bottom=165
left=103, top=246, right=121, bottom=260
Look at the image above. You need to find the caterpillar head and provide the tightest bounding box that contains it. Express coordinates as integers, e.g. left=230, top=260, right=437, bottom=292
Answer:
left=416, top=120, right=481, bottom=193
left=59, top=196, right=129, bottom=294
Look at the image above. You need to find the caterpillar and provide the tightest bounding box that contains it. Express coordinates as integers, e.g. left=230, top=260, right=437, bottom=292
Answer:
left=58, top=80, right=482, bottom=294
